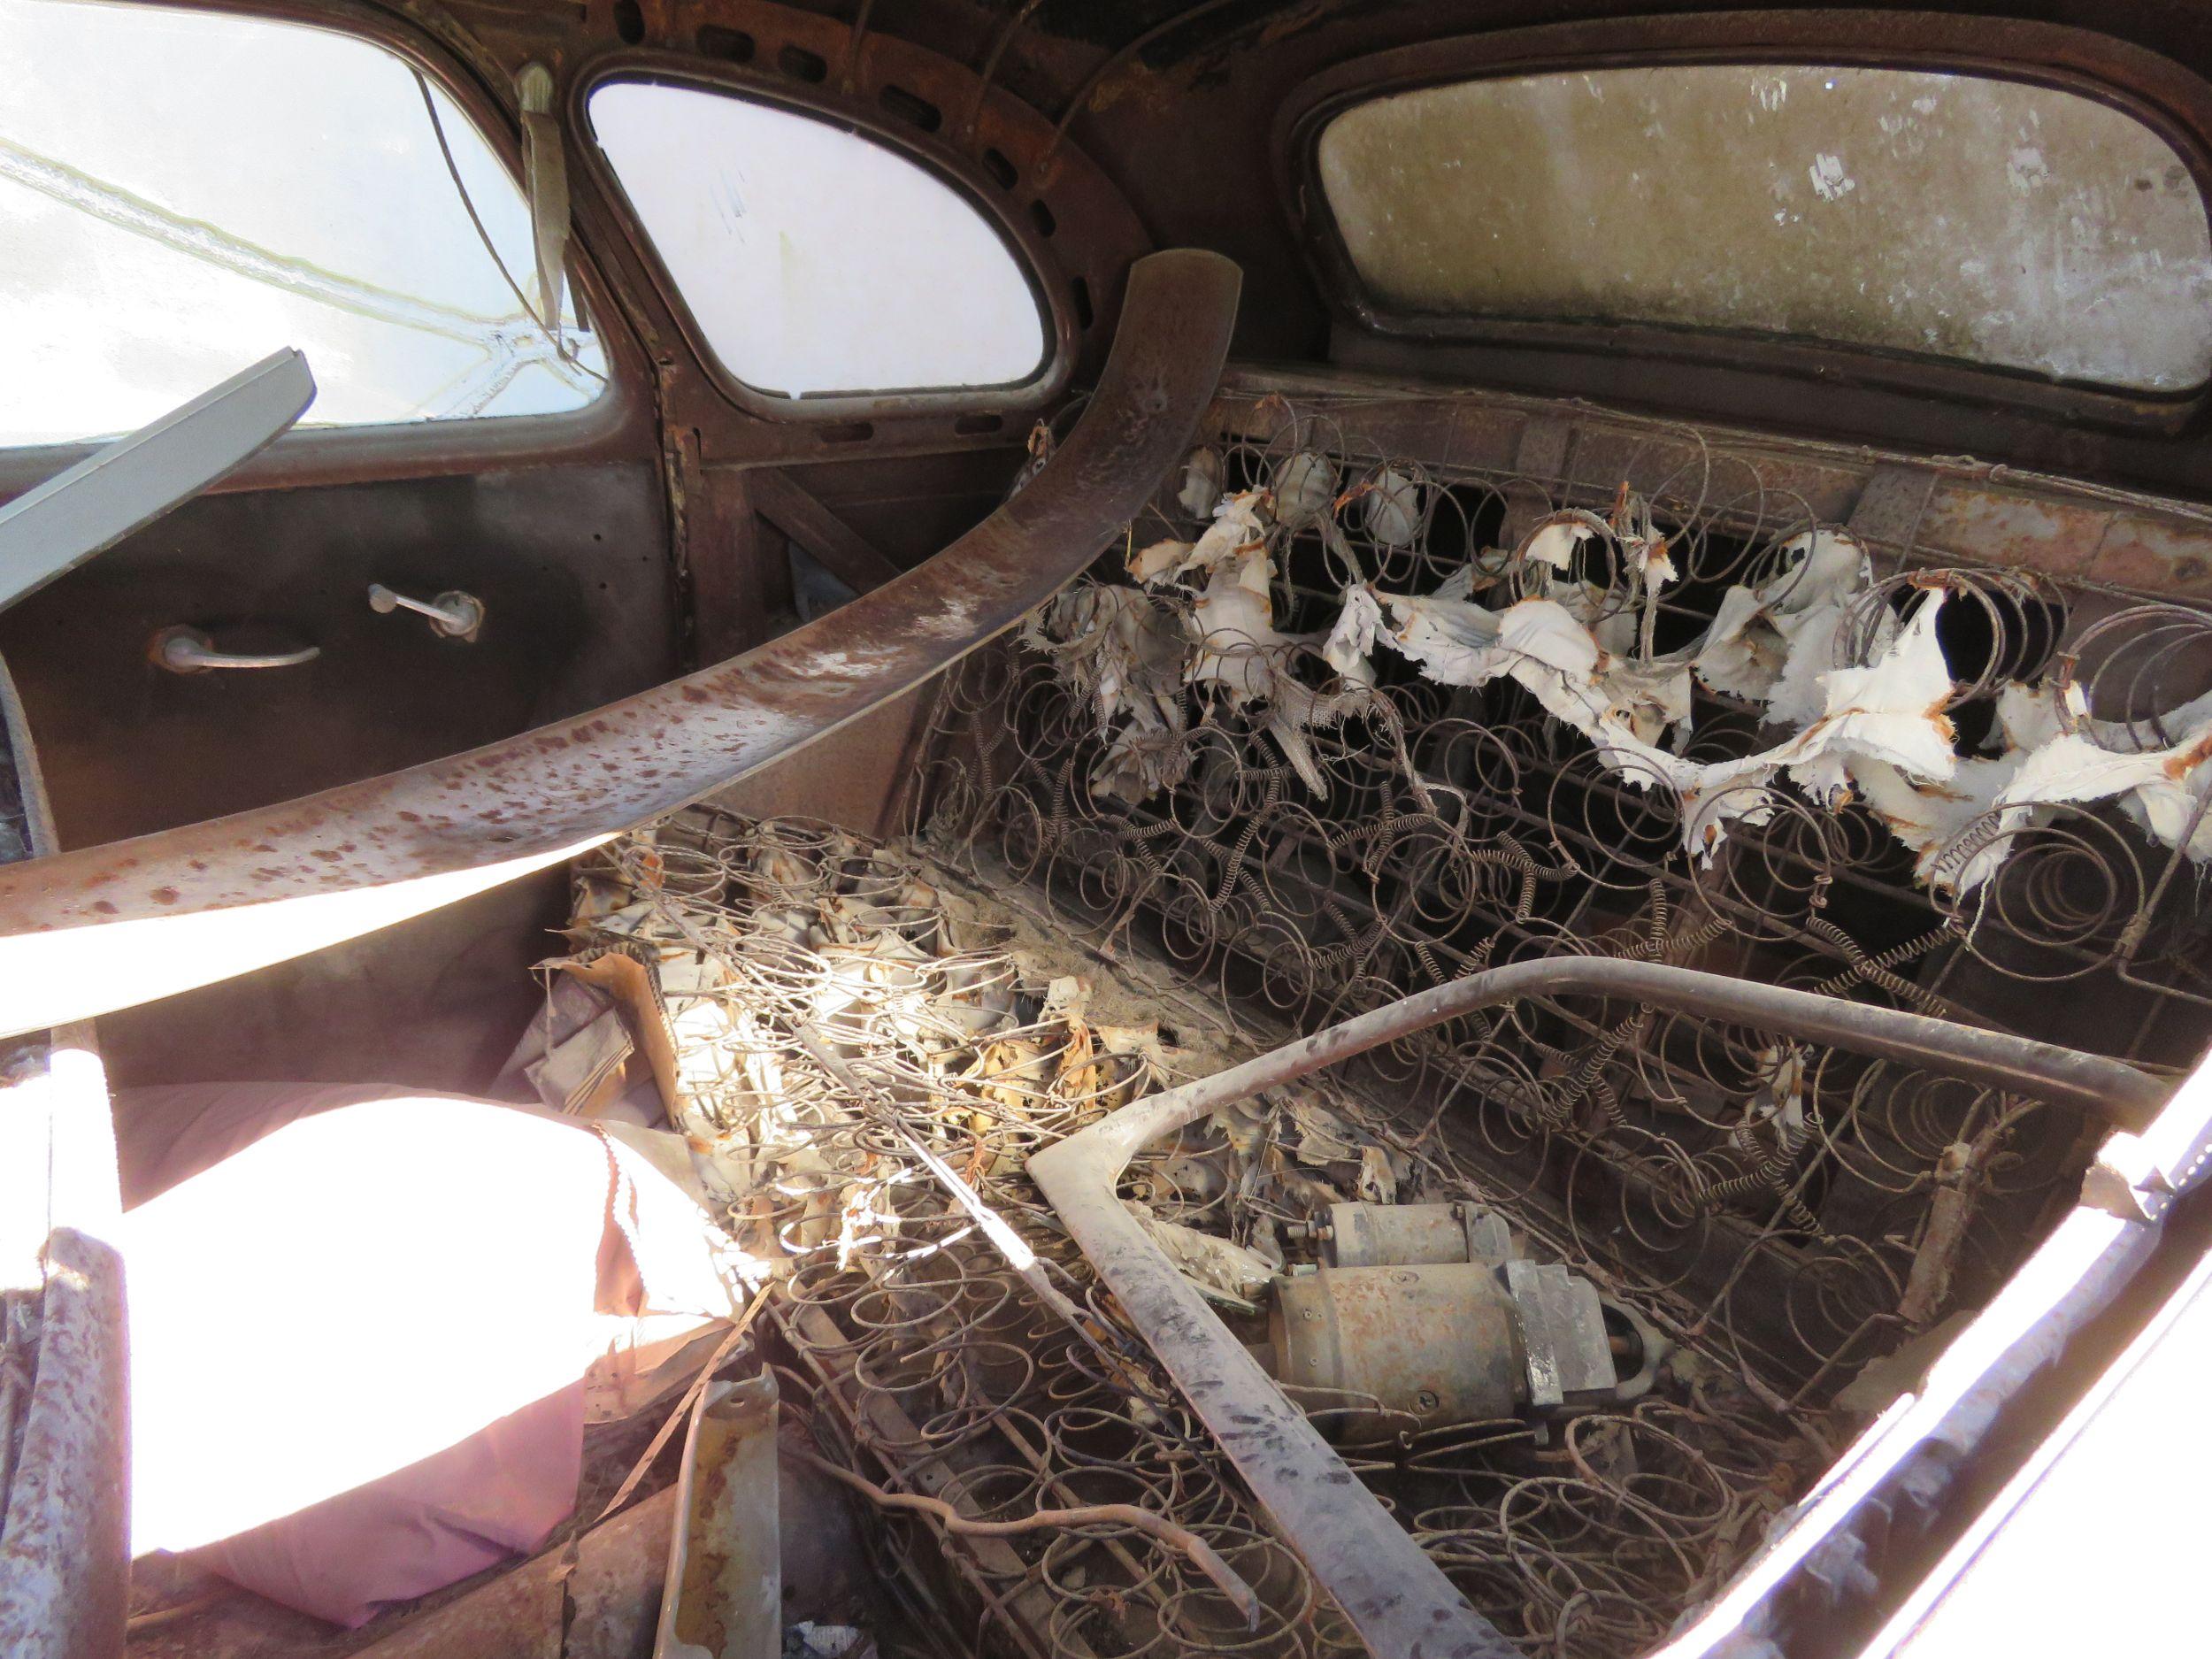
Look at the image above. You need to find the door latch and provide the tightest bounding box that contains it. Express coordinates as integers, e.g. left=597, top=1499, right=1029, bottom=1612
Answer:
left=148, top=626, right=320, bottom=673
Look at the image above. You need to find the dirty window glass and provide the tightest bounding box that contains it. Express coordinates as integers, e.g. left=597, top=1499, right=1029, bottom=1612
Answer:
left=588, top=81, right=1046, bottom=397
left=0, top=0, right=605, bottom=449
left=1317, top=66, right=2212, bottom=392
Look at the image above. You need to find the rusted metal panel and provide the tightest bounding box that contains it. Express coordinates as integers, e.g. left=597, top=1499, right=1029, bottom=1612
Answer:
left=678, top=439, right=772, bottom=671
left=1513, top=411, right=1574, bottom=483
left=351, top=1563, right=565, bottom=1659
left=655, top=1373, right=779, bottom=1659
left=1209, top=365, right=2212, bottom=598
left=0, top=249, right=1240, bottom=1037
left=1, top=461, right=676, bottom=851
left=566, top=1488, right=680, bottom=1659
left=0, top=1227, right=128, bottom=1659
left=1848, top=465, right=1941, bottom=551
left=750, top=469, right=902, bottom=595
left=344, top=1487, right=680, bottom=1659
left=705, top=683, right=936, bottom=842
left=1916, top=485, right=2108, bottom=580
left=2094, top=512, right=2212, bottom=596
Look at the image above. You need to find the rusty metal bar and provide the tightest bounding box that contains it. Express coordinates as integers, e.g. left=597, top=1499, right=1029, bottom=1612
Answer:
left=0, top=249, right=1241, bottom=1037
left=751, top=467, right=903, bottom=595
left=657, top=1372, right=780, bottom=1659
left=0, top=1227, right=129, bottom=1659
left=1026, top=957, right=2170, bottom=1659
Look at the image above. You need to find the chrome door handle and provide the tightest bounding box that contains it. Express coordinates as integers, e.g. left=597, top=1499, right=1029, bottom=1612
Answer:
left=149, top=626, right=320, bottom=673
left=367, top=583, right=483, bottom=641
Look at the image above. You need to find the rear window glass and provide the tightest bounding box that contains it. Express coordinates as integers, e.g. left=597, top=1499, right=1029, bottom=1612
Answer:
left=0, top=0, right=605, bottom=447
left=1317, top=65, right=2212, bottom=392
left=588, top=81, right=1046, bottom=398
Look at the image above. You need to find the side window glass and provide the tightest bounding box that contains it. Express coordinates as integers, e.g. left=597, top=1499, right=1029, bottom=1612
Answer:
left=0, top=0, right=606, bottom=447
left=588, top=81, right=1046, bottom=398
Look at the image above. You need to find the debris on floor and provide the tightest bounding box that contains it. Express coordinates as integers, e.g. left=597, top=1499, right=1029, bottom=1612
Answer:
left=553, top=808, right=1835, bottom=1657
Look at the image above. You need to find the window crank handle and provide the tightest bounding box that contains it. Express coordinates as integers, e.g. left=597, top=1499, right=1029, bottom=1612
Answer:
left=366, top=583, right=484, bottom=641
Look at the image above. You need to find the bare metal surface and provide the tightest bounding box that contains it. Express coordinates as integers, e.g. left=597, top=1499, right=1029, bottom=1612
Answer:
left=1026, top=959, right=2164, bottom=1659
left=0, top=248, right=1240, bottom=1037
left=0, top=1227, right=128, bottom=1659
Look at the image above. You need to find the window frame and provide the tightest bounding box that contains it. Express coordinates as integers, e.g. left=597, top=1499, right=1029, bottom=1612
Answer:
left=576, top=58, right=1074, bottom=422
left=1277, top=11, right=2212, bottom=433
left=0, top=0, right=651, bottom=495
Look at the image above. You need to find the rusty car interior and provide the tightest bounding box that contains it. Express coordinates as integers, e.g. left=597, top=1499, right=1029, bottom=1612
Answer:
left=6, top=2, right=2212, bottom=1657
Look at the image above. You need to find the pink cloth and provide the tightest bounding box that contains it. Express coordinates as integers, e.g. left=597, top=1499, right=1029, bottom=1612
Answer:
left=118, top=1091, right=618, bottom=1624
left=196, top=1382, right=585, bottom=1627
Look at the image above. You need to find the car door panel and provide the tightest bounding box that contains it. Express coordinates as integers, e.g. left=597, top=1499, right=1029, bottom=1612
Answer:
left=0, top=460, right=672, bottom=848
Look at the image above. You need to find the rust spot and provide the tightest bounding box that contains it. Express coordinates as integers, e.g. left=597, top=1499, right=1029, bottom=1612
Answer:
left=91, top=901, right=117, bottom=915
left=2162, top=730, right=2212, bottom=779
left=150, top=887, right=180, bottom=905
left=681, top=684, right=711, bottom=703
